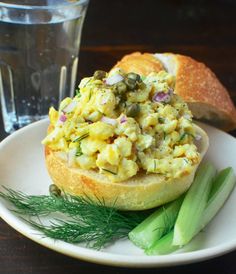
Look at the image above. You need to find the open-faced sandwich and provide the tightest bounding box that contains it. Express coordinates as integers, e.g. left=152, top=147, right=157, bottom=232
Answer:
left=42, top=68, right=209, bottom=210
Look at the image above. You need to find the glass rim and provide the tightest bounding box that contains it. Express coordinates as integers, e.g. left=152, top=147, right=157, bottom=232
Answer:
left=0, top=0, right=89, bottom=10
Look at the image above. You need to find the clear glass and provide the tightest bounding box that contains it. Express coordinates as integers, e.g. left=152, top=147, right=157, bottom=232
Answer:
left=0, top=0, right=89, bottom=133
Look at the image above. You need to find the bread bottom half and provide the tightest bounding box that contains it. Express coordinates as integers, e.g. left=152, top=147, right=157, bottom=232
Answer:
left=45, top=124, right=209, bottom=210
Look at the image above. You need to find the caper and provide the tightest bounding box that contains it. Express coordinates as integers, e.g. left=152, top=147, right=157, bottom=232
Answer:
left=158, top=117, right=165, bottom=123
left=125, top=78, right=136, bottom=91
left=49, top=184, right=61, bottom=197
left=93, top=70, right=106, bottom=80
left=127, top=72, right=141, bottom=83
left=126, top=103, right=140, bottom=117
left=138, top=81, right=146, bottom=90
left=114, top=81, right=127, bottom=94
left=116, top=92, right=127, bottom=105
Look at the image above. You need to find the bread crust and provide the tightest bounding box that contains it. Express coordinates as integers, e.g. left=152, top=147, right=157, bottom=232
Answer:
left=114, top=52, right=164, bottom=76
left=114, top=52, right=236, bottom=131
left=169, top=54, right=236, bottom=131
left=45, top=125, right=209, bottom=210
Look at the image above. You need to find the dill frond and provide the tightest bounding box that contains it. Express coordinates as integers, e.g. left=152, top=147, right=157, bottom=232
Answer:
left=72, top=133, right=89, bottom=143
left=0, top=187, right=147, bottom=249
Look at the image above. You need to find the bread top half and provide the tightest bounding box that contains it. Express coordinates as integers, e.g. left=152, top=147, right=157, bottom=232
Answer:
left=113, top=52, right=236, bottom=131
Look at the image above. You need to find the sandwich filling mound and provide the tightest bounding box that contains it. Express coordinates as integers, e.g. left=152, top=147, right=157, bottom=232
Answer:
left=42, top=69, right=200, bottom=182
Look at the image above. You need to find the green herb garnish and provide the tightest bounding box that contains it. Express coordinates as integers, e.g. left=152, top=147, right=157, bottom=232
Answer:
left=179, top=132, right=195, bottom=142
left=73, top=133, right=89, bottom=143
left=163, top=131, right=166, bottom=140
left=72, top=133, right=89, bottom=157
left=0, top=188, right=147, bottom=249
left=75, top=88, right=81, bottom=97
left=75, top=146, right=83, bottom=157
left=179, top=132, right=187, bottom=141
left=183, top=158, right=189, bottom=164
left=102, top=168, right=117, bottom=175
left=88, top=90, right=92, bottom=101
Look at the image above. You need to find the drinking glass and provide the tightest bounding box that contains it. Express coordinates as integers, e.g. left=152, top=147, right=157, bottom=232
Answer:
left=0, top=0, right=89, bottom=133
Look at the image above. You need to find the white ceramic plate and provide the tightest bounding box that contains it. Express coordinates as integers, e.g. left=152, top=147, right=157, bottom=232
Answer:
left=0, top=119, right=236, bottom=268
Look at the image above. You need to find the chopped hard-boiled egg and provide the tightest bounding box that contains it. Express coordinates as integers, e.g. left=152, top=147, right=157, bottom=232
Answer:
left=42, top=69, right=200, bottom=182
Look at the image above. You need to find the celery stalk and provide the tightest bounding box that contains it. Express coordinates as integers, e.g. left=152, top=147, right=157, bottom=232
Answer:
left=128, top=195, right=183, bottom=249
left=145, top=230, right=178, bottom=255
left=173, top=162, right=216, bottom=246
left=198, top=167, right=236, bottom=234
left=146, top=167, right=236, bottom=255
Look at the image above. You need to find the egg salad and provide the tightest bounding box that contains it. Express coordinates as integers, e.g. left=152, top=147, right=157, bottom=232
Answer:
left=42, top=69, right=200, bottom=182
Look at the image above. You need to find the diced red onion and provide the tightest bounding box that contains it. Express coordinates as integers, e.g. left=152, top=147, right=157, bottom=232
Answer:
left=101, top=116, right=117, bottom=126
left=120, top=115, right=127, bottom=124
left=59, top=114, right=67, bottom=122
left=105, top=74, right=123, bottom=85
left=152, top=92, right=171, bottom=103
left=152, top=88, right=174, bottom=103
left=183, top=114, right=191, bottom=120
left=63, top=101, right=77, bottom=113
left=101, top=97, right=109, bottom=105
left=195, top=134, right=202, bottom=141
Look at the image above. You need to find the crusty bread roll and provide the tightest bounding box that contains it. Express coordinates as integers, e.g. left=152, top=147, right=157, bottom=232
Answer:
left=45, top=124, right=208, bottom=211
left=113, top=52, right=236, bottom=131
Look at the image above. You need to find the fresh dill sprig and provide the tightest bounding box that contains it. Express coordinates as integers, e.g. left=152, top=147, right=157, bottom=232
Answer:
left=72, top=132, right=89, bottom=157
left=0, top=187, right=77, bottom=216
left=163, top=131, right=167, bottom=140
left=88, top=90, right=92, bottom=101
left=0, top=187, right=147, bottom=249
left=75, top=146, right=83, bottom=157
left=101, top=168, right=117, bottom=175
left=154, top=205, right=176, bottom=235
left=72, top=132, right=89, bottom=143
left=179, top=132, right=195, bottom=142
left=25, top=218, right=133, bottom=249
left=75, top=88, right=81, bottom=97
